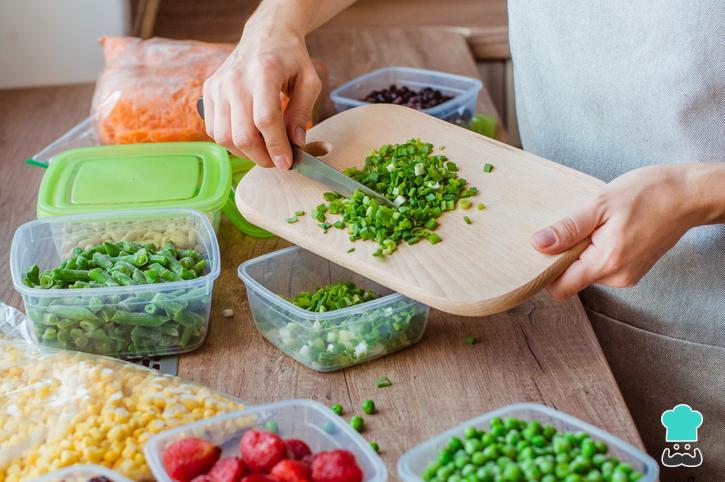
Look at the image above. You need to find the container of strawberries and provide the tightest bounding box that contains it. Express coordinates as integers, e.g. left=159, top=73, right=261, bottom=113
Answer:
left=144, top=399, right=387, bottom=482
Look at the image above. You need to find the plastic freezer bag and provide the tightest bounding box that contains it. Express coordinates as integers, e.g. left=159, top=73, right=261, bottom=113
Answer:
left=92, top=36, right=325, bottom=145
left=0, top=303, right=244, bottom=482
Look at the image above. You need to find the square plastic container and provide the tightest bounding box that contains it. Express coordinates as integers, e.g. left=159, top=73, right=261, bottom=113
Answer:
left=398, top=403, right=659, bottom=482
left=36, top=142, right=231, bottom=232
left=10, top=208, right=220, bottom=358
left=145, top=399, right=388, bottom=482
left=238, top=246, right=429, bottom=372
left=330, top=67, right=482, bottom=124
left=30, top=464, right=134, bottom=482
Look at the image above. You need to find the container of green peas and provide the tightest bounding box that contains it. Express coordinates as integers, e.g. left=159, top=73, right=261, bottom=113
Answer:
left=10, top=208, right=220, bottom=358
left=397, top=403, right=659, bottom=482
left=238, top=246, right=430, bottom=371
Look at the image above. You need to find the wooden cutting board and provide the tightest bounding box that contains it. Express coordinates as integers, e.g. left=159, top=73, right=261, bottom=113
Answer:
left=236, top=104, right=604, bottom=316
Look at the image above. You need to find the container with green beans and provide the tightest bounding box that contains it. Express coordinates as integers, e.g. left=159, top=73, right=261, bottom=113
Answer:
left=10, top=209, right=221, bottom=358
left=238, top=246, right=429, bottom=372
left=397, top=404, right=659, bottom=482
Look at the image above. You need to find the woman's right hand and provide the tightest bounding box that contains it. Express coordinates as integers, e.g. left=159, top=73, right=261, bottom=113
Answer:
left=202, top=20, right=321, bottom=169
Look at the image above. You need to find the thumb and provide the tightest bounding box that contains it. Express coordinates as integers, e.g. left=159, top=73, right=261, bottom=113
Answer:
left=531, top=205, right=601, bottom=254
left=284, top=67, right=322, bottom=147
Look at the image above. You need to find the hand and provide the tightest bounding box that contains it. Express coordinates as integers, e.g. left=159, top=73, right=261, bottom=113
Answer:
left=202, top=20, right=321, bottom=168
left=530, top=165, right=706, bottom=299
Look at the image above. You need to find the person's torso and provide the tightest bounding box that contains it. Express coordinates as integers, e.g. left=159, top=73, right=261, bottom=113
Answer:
left=507, top=0, right=725, bottom=343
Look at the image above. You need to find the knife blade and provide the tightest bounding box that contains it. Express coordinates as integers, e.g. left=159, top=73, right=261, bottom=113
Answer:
left=291, top=147, right=394, bottom=207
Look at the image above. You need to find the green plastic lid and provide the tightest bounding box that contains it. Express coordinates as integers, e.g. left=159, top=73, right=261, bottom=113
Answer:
left=37, top=142, right=232, bottom=218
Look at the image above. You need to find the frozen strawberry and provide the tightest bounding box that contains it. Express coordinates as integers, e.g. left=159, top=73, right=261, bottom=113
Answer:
left=240, top=475, right=278, bottom=482
left=271, top=460, right=312, bottom=482
left=240, top=429, right=288, bottom=473
left=285, top=439, right=312, bottom=461
left=311, top=450, right=363, bottom=482
left=209, top=457, right=247, bottom=482
left=163, top=437, right=222, bottom=482
left=191, top=477, right=215, bottom=482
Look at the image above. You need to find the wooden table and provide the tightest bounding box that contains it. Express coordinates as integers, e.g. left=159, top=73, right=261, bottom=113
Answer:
left=0, top=27, right=642, bottom=480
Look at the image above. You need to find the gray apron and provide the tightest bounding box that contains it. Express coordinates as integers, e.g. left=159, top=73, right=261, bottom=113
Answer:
left=507, top=2, right=725, bottom=480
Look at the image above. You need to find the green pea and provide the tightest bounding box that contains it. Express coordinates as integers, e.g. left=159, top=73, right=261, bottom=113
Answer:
left=436, top=464, right=455, bottom=480
left=439, top=449, right=454, bottom=465
left=448, top=437, right=465, bottom=452
left=564, top=475, right=583, bottom=482
left=491, top=425, right=506, bottom=437
left=556, top=453, right=571, bottom=464
left=615, top=463, right=633, bottom=474
left=490, top=417, right=504, bottom=428
left=465, top=439, right=483, bottom=454
left=482, top=432, right=497, bottom=446
left=592, top=454, right=607, bottom=467
left=581, top=439, right=597, bottom=458
left=595, top=441, right=609, bottom=454
left=471, top=452, right=486, bottom=466
left=611, top=473, right=628, bottom=482
left=462, top=464, right=476, bottom=476
left=531, top=434, right=547, bottom=448
left=361, top=399, right=375, bottom=414
left=456, top=455, right=470, bottom=469
left=504, top=417, right=520, bottom=431
left=542, top=424, right=557, bottom=440
left=553, top=436, right=572, bottom=454
left=464, top=427, right=479, bottom=439
left=369, top=441, right=380, bottom=453
left=541, top=475, right=556, bottom=482
left=502, top=464, right=522, bottom=482
left=465, top=472, right=479, bottom=482
left=424, top=462, right=442, bottom=480
left=483, top=445, right=499, bottom=460
left=505, top=430, right=521, bottom=446
left=555, top=463, right=571, bottom=478
left=449, top=474, right=462, bottom=482
left=350, top=415, right=364, bottom=432
left=585, top=469, right=604, bottom=481
left=330, top=403, right=344, bottom=416
left=501, top=445, right=517, bottom=459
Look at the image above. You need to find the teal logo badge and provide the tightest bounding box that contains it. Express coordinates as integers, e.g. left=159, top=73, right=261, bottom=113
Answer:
left=660, top=404, right=703, bottom=468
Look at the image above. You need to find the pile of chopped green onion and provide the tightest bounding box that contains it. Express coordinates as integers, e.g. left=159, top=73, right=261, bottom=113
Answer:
left=287, top=281, right=379, bottom=312
left=310, top=139, right=478, bottom=257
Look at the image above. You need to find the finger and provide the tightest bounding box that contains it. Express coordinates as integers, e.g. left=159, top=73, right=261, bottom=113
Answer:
left=252, top=81, right=292, bottom=169
left=230, top=96, right=274, bottom=167
left=547, top=244, right=600, bottom=300
left=284, top=68, right=322, bottom=147
left=531, top=202, right=603, bottom=254
left=202, top=81, right=215, bottom=138
left=212, top=100, right=233, bottom=150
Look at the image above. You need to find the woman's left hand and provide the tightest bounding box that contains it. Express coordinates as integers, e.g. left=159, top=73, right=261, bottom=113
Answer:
left=530, top=164, right=707, bottom=299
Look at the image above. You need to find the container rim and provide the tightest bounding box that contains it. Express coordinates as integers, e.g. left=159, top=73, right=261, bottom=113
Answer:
left=397, top=402, right=660, bottom=481
left=144, top=399, right=388, bottom=482
left=237, top=246, right=422, bottom=321
left=29, top=464, right=134, bottom=482
left=330, top=66, right=483, bottom=116
left=10, top=208, right=221, bottom=297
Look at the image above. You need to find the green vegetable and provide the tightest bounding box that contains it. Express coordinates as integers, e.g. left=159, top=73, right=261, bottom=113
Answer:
left=23, top=240, right=210, bottom=357
left=256, top=281, right=427, bottom=371
left=263, top=420, right=279, bottom=434
left=331, top=403, right=344, bottom=416
left=459, top=199, right=472, bottom=210
left=287, top=281, right=379, bottom=313
left=376, top=376, right=392, bottom=388
left=463, top=216, right=472, bottom=225
left=483, top=163, right=494, bottom=173
left=286, top=216, right=299, bottom=223
left=369, top=441, right=380, bottom=453
left=464, top=336, right=477, bottom=345
left=302, top=139, right=480, bottom=257
left=346, top=248, right=355, bottom=253
left=477, top=203, right=486, bottom=210
left=361, top=399, right=375, bottom=415
left=350, top=415, right=364, bottom=432
left=421, top=417, right=644, bottom=482
left=294, top=211, right=305, bottom=216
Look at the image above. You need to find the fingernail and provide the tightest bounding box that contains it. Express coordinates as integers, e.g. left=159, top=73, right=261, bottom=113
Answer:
left=532, top=228, right=556, bottom=248
left=272, top=154, right=290, bottom=170
left=295, top=127, right=306, bottom=147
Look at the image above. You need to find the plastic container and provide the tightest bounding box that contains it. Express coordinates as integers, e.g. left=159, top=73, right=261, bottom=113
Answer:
left=36, top=142, right=231, bottom=231
left=145, top=399, right=387, bottom=482
left=10, top=208, right=220, bottom=358
left=397, top=403, right=660, bottom=482
left=29, top=123, right=272, bottom=237
left=238, top=246, right=429, bottom=372
left=330, top=67, right=482, bottom=124
left=30, top=464, right=134, bottom=482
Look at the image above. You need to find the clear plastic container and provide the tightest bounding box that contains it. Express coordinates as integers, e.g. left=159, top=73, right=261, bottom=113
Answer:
left=10, top=208, right=220, bottom=358
left=31, top=117, right=99, bottom=166
left=397, top=403, right=660, bottom=482
left=30, top=464, right=134, bottom=482
left=145, top=399, right=388, bottom=482
left=238, top=246, right=429, bottom=372
left=330, top=67, right=482, bottom=124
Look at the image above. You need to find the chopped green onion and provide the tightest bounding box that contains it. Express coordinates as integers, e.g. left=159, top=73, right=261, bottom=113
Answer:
left=294, top=210, right=305, bottom=216
left=376, top=376, right=392, bottom=388
left=477, top=203, right=486, bottom=210
left=347, top=247, right=355, bottom=253
left=288, top=281, right=378, bottom=313
left=427, top=233, right=442, bottom=244
left=463, top=216, right=472, bottom=225
left=464, top=336, right=478, bottom=345
left=483, top=163, right=494, bottom=173
left=286, top=216, right=298, bottom=223
left=459, top=199, right=472, bottom=210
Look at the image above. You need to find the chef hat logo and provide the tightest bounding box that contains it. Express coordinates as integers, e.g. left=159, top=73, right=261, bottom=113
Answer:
left=661, top=404, right=703, bottom=442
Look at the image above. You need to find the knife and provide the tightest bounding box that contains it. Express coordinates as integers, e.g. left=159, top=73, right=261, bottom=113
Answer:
left=196, top=97, right=394, bottom=207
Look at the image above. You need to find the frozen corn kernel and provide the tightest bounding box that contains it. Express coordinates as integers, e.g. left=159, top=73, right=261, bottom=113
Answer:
left=0, top=339, right=243, bottom=481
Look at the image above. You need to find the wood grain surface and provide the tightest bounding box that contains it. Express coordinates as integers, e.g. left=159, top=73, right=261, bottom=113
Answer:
left=0, top=27, right=644, bottom=482
left=236, top=104, right=604, bottom=316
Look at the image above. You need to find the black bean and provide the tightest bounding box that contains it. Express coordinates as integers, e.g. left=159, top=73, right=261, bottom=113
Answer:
left=360, top=84, right=454, bottom=110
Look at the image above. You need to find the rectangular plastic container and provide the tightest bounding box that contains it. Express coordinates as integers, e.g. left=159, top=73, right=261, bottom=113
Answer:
left=398, top=403, right=659, bottom=482
left=36, top=142, right=231, bottom=232
left=238, top=246, right=429, bottom=372
left=10, top=208, right=220, bottom=358
left=30, top=464, right=134, bottom=482
left=330, top=66, right=482, bottom=124
left=145, top=399, right=387, bottom=482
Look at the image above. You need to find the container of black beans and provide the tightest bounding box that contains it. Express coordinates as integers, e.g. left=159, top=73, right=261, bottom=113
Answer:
left=331, top=66, right=482, bottom=125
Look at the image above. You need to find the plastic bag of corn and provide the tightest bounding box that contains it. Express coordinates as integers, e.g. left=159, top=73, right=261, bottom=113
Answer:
left=0, top=301, right=244, bottom=482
